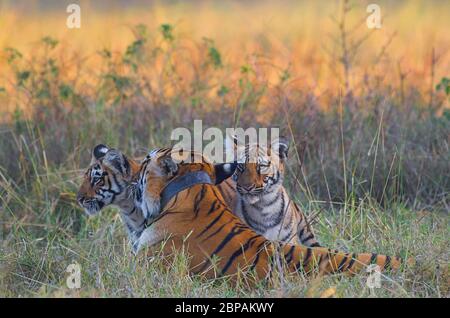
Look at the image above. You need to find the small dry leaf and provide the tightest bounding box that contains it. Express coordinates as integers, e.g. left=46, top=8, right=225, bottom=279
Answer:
left=305, top=276, right=323, bottom=297
left=320, top=286, right=336, bottom=298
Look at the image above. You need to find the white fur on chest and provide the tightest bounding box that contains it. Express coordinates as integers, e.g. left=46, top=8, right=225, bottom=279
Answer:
left=236, top=189, right=298, bottom=243
left=237, top=189, right=284, bottom=219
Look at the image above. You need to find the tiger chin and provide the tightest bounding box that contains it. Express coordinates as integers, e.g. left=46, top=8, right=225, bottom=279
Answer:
left=218, top=136, right=321, bottom=247
left=133, top=147, right=408, bottom=283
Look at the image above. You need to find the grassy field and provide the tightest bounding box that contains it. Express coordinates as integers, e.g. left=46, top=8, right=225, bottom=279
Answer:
left=0, top=0, right=449, bottom=297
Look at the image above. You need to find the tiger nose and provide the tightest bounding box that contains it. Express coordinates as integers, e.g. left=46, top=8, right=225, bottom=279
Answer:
left=241, top=184, right=255, bottom=192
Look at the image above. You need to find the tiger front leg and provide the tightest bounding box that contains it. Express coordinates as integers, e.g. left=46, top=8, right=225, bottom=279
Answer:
left=133, top=222, right=170, bottom=254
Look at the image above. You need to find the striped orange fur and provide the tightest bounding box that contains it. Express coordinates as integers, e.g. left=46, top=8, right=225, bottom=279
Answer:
left=134, top=148, right=405, bottom=282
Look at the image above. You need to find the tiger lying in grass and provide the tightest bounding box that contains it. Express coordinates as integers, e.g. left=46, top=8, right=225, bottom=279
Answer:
left=218, top=136, right=321, bottom=247
left=131, top=147, right=405, bottom=281
left=77, top=141, right=319, bottom=251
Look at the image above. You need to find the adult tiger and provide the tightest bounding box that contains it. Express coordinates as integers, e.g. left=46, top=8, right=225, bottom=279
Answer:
left=133, top=147, right=405, bottom=282
left=217, top=136, right=321, bottom=247
left=77, top=144, right=147, bottom=250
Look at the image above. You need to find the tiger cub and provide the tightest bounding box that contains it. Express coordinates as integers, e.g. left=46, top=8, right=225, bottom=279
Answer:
left=77, top=144, right=147, bottom=250
left=218, top=136, right=321, bottom=247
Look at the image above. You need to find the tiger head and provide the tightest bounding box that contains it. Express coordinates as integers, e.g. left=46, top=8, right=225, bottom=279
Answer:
left=227, top=137, right=289, bottom=200
left=135, top=148, right=236, bottom=220
left=77, top=144, right=139, bottom=216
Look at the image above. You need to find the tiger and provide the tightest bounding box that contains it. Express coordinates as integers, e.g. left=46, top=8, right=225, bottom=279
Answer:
left=77, top=144, right=147, bottom=251
left=217, top=136, right=321, bottom=247
left=133, top=147, right=405, bottom=282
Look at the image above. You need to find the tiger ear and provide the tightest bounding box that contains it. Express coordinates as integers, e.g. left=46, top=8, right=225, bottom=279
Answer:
left=102, top=149, right=131, bottom=178
left=214, top=162, right=237, bottom=185
left=93, top=144, right=109, bottom=160
left=160, top=156, right=178, bottom=178
left=272, top=137, right=289, bottom=160
left=91, top=144, right=109, bottom=163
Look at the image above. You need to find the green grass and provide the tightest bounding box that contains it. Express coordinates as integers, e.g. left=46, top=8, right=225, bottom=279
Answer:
left=0, top=191, right=449, bottom=297
left=0, top=120, right=448, bottom=297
